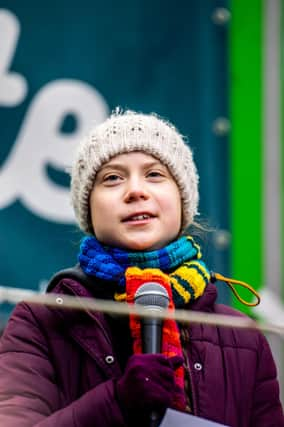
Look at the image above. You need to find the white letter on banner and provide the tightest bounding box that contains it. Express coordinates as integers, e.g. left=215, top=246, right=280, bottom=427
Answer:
left=0, top=79, right=109, bottom=222
left=0, top=9, right=27, bottom=106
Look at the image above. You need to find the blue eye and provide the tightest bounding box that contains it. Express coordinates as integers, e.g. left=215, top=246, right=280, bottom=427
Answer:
left=147, top=171, right=163, bottom=178
left=104, top=174, right=120, bottom=182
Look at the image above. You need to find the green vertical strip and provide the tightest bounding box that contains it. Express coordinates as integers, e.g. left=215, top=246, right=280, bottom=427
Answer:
left=229, top=0, right=263, bottom=313
left=281, top=3, right=284, bottom=300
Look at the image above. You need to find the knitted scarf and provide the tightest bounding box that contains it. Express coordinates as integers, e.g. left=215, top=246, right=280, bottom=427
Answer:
left=79, top=235, right=210, bottom=307
left=78, top=235, right=211, bottom=411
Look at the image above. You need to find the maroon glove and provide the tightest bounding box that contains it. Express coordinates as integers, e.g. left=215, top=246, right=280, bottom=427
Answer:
left=116, top=354, right=183, bottom=414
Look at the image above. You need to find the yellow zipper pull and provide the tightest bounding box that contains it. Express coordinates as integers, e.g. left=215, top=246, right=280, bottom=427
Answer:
left=211, top=272, right=261, bottom=307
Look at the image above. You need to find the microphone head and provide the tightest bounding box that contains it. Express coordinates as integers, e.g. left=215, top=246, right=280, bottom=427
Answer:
left=134, top=282, right=170, bottom=311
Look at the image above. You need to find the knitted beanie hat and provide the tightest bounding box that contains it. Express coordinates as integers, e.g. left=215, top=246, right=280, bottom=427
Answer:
left=71, top=110, right=199, bottom=234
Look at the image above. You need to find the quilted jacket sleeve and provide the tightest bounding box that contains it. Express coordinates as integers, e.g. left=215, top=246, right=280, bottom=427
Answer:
left=251, top=332, right=284, bottom=426
left=0, top=303, right=126, bottom=427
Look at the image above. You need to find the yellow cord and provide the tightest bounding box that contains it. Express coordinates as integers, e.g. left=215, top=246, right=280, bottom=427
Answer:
left=212, top=272, right=261, bottom=307
left=115, top=273, right=261, bottom=308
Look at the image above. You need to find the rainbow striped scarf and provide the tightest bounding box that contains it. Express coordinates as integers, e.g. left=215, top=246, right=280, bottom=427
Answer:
left=79, top=235, right=210, bottom=307
left=78, top=235, right=211, bottom=411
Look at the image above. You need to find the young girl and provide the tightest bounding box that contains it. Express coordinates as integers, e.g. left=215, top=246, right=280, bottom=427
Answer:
left=0, top=111, right=283, bottom=427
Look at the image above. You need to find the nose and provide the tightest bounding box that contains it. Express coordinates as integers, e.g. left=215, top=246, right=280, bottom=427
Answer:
left=124, top=178, right=149, bottom=203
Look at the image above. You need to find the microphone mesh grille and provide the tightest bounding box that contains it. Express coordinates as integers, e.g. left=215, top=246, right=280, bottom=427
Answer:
left=134, top=282, right=169, bottom=309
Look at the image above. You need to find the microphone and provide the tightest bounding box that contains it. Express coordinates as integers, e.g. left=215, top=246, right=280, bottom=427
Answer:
left=134, top=282, right=170, bottom=427
left=134, top=282, right=170, bottom=353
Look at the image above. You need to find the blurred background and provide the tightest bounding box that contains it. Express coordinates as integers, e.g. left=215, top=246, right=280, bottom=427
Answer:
left=0, top=0, right=283, bottom=395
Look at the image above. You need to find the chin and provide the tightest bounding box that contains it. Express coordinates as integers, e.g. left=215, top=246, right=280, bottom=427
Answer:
left=125, top=242, right=155, bottom=251
left=122, top=238, right=165, bottom=252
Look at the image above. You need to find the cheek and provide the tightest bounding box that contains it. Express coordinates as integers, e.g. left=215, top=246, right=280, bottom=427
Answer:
left=160, top=187, right=182, bottom=225
left=89, top=191, right=106, bottom=229
left=90, top=188, right=110, bottom=214
left=90, top=189, right=119, bottom=235
left=168, top=203, right=182, bottom=229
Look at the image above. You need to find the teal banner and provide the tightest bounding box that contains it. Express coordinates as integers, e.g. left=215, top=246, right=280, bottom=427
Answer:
left=0, top=1, right=229, bottom=326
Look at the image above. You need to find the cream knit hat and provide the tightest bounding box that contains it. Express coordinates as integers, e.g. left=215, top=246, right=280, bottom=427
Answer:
left=71, top=110, right=199, bottom=234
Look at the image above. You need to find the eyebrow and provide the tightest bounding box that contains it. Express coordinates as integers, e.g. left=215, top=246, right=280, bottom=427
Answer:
left=98, top=160, right=165, bottom=174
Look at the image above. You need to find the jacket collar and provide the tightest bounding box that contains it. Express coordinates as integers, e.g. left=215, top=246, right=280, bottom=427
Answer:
left=190, top=283, right=217, bottom=312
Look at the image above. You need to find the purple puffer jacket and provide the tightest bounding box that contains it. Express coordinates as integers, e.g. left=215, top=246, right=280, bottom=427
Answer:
left=0, top=276, right=283, bottom=427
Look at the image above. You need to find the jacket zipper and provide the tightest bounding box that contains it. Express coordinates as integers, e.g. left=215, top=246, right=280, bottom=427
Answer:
left=181, top=324, right=198, bottom=415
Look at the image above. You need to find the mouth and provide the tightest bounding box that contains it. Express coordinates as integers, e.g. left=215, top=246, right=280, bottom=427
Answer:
left=122, top=212, right=156, bottom=223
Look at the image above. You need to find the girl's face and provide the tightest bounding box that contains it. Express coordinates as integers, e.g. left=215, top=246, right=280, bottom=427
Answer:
left=89, top=152, right=182, bottom=251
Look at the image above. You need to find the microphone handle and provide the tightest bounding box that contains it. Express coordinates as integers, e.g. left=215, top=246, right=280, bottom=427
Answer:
left=141, top=317, right=163, bottom=427
left=141, top=318, right=162, bottom=354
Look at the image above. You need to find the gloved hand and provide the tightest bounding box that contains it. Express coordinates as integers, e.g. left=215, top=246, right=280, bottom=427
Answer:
left=116, top=354, right=183, bottom=414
